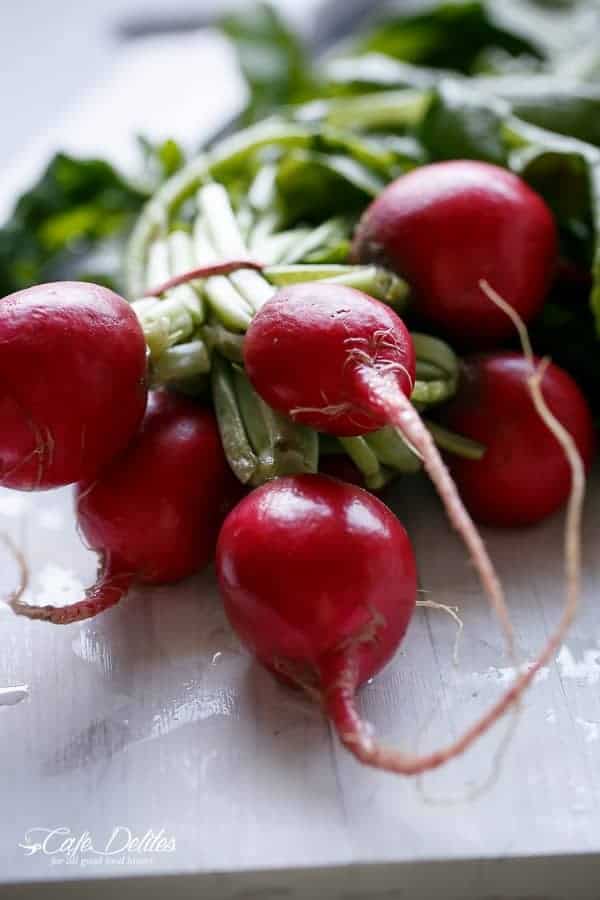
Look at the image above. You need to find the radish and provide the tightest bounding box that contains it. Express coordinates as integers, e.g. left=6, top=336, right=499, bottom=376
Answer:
left=442, top=352, right=596, bottom=526
left=11, top=390, right=239, bottom=624
left=0, top=282, right=147, bottom=490
left=216, top=433, right=582, bottom=775
left=216, top=475, right=418, bottom=736
left=243, top=281, right=512, bottom=645
left=353, top=161, right=558, bottom=343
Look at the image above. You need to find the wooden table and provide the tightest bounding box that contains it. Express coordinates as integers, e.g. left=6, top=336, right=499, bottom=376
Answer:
left=1, top=17, right=600, bottom=900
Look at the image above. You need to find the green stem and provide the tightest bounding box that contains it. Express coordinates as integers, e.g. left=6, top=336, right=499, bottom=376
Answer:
left=411, top=332, right=459, bottom=381
left=263, top=263, right=409, bottom=308
left=126, top=155, right=209, bottom=298
left=152, top=339, right=210, bottom=383
left=202, top=323, right=245, bottom=363
left=126, top=119, right=347, bottom=299
left=298, top=89, right=431, bottom=132
left=133, top=234, right=204, bottom=356
left=264, top=264, right=357, bottom=285
left=167, top=231, right=205, bottom=325
left=325, top=267, right=410, bottom=307
left=365, top=427, right=422, bottom=474
left=411, top=379, right=457, bottom=407
left=250, top=227, right=311, bottom=263
left=263, top=408, right=319, bottom=479
left=232, top=365, right=319, bottom=484
left=232, top=367, right=276, bottom=478
left=211, top=355, right=259, bottom=484
left=144, top=238, right=170, bottom=292
left=198, top=183, right=273, bottom=312
left=247, top=163, right=279, bottom=214
left=425, top=420, right=486, bottom=461
left=415, top=360, right=448, bottom=381
left=193, top=215, right=253, bottom=332
left=208, top=120, right=313, bottom=180
left=279, top=217, right=348, bottom=265
left=338, top=436, right=386, bottom=490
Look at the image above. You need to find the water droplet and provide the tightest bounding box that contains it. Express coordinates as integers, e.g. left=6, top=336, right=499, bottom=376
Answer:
left=0, top=685, right=29, bottom=707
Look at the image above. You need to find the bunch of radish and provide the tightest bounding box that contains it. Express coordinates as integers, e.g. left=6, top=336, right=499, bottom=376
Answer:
left=1, top=157, right=594, bottom=779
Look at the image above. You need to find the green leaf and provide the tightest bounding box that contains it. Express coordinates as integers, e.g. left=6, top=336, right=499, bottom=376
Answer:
left=275, top=149, right=384, bottom=224
left=479, top=76, right=600, bottom=146
left=315, top=127, right=424, bottom=175
left=138, top=136, right=186, bottom=184
left=220, top=3, right=317, bottom=124
left=503, top=118, right=600, bottom=406
left=324, top=54, right=600, bottom=147
left=357, top=1, right=544, bottom=75
left=420, top=79, right=509, bottom=162
left=0, top=153, right=145, bottom=296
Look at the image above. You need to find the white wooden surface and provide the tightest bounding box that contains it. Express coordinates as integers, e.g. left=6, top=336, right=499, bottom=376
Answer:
left=2, top=19, right=600, bottom=900
left=2, top=473, right=600, bottom=897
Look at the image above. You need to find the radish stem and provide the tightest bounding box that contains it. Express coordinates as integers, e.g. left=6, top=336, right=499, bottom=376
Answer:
left=198, top=184, right=273, bottom=312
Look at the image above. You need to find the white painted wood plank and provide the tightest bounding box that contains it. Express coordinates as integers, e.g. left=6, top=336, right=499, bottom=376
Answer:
left=329, top=471, right=600, bottom=864
left=2, top=471, right=600, bottom=892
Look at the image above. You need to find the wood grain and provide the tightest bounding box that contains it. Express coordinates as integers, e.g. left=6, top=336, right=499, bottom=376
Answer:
left=1, top=470, right=600, bottom=897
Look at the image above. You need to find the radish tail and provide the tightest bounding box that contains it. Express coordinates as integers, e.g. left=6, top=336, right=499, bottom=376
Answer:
left=356, top=367, right=515, bottom=655
left=322, top=642, right=538, bottom=775
left=9, top=556, right=134, bottom=625
left=147, top=259, right=264, bottom=297
left=331, top=341, right=585, bottom=776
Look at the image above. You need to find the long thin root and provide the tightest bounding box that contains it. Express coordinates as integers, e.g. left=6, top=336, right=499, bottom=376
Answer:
left=358, top=365, right=515, bottom=659
left=417, top=598, right=464, bottom=665
left=331, top=286, right=584, bottom=776
left=9, top=556, right=134, bottom=625
left=146, top=259, right=264, bottom=297
left=0, top=533, right=29, bottom=606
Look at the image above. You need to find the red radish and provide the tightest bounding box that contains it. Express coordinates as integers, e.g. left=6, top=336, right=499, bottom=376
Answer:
left=232, top=284, right=586, bottom=776
left=216, top=475, right=417, bottom=719
left=218, top=427, right=584, bottom=775
left=11, top=390, right=240, bottom=624
left=442, top=352, right=596, bottom=527
left=244, top=281, right=512, bottom=646
left=0, top=282, right=147, bottom=490
left=353, top=161, right=558, bottom=343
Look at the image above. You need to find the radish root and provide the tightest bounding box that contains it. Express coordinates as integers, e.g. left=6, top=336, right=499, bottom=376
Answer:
left=325, top=283, right=584, bottom=776
left=9, top=556, right=134, bottom=625
left=417, top=598, right=464, bottom=665
left=146, top=259, right=264, bottom=297
left=0, top=533, right=29, bottom=606
left=357, top=365, right=515, bottom=658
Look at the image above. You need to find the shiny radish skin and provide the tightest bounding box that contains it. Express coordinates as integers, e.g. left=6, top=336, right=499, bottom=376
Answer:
left=353, top=161, right=558, bottom=343
left=11, top=391, right=240, bottom=624
left=442, top=353, right=596, bottom=527
left=244, top=282, right=513, bottom=679
left=216, top=474, right=417, bottom=691
left=244, top=282, right=416, bottom=437
left=0, top=281, right=147, bottom=490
